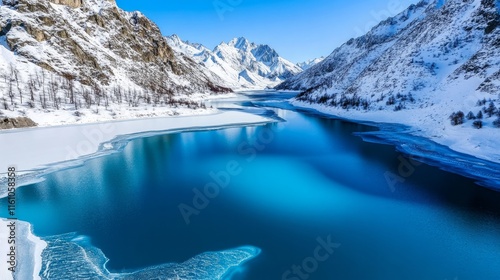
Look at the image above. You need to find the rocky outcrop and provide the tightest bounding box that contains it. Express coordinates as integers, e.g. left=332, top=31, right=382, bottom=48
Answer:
left=0, top=117, right=37, bottom=129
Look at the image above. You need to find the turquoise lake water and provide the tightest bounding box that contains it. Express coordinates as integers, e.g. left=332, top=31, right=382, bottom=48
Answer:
left=2, top=92, right=500, bottom=279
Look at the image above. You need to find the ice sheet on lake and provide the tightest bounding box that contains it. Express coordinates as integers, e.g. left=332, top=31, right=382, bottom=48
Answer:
left=0, top=111, right=273, bottom=199
left=40, top=233, right=260, bottom=280
left=354, top=124, right=500, bottom=191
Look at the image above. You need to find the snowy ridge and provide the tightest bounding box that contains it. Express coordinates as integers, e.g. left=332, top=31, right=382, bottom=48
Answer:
left=166, top=35, right=302, bottom=90
left=278, top=0, right=500, bottom=164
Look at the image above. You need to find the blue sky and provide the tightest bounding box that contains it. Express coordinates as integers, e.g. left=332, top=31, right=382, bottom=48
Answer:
left=116, top=0, right=416, bottom=63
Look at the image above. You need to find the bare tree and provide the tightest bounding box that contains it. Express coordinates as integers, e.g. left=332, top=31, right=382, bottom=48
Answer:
left=2, top=97, right=9, bottom=110
left=113, top=85, right=122, bottom=104
left=40, top=70, right=47, bottom=108
left=6, top=70, right=14, bottom=106
left=92, top=82, right=102, bottom=113
left=49, top=74, right=60, bottom=109
left=11, top=64, right=23, bottom=105
left=104, top=91, right=109, bottom=109
left=63, top=74, right=77, bottom=109
left=39, top=90, right=47, bottom=109
left=27, top=74, right=36, bottom=103
left=34, top=70, right=41, bottom=87
left=126, top=87, right=132, bottom=107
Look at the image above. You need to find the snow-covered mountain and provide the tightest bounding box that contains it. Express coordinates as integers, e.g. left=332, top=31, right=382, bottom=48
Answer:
left=297, top=57, right=325, bottom=70
left=166, top=35, right=302, bottom=89
left=277, top=0, right=500, bottom=162
left=278, top=0, right=499, bottom=110
left=0, top=0, right=231, bottom=127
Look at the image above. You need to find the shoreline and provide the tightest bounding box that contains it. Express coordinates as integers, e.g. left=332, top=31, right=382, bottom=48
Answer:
left=289, top=100, right=500, bottom=190
left=290, top=100, right=500, bottom=163
left=0, top=110, right=275, bottom=198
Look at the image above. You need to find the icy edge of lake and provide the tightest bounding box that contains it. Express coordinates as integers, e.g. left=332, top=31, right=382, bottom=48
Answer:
left=39, top=232, right=260, bottom=280
left=287, top=100, right=500, bottom=191
left=0, top=219, right=47, bottom=280
left=0, top=111, right=275, bottom=198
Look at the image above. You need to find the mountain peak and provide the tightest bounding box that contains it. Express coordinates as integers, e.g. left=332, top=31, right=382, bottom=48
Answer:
left=168, top=34, right=182, bottom=44
left=228, top=37, right=252, bottom=49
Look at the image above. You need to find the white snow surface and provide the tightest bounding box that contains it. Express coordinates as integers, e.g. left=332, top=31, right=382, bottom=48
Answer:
left=0, top=219, right=47, bottom=280
left=296, top=57, right=325, bottom=70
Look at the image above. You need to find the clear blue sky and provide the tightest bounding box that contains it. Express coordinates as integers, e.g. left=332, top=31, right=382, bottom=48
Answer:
left=115, top=0, right=416, bottom=63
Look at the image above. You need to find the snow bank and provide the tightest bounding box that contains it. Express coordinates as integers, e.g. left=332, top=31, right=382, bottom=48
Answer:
left=0, top=219, right=47, bottom=280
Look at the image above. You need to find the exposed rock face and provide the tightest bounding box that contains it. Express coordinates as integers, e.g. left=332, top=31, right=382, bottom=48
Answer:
left=0, top=0, right=230, bottom=94
left=0, top=117, right=37, bottom=129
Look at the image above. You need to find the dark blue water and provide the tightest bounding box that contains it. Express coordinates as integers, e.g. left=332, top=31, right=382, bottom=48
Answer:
left=2, top=92, right=500, bottom=279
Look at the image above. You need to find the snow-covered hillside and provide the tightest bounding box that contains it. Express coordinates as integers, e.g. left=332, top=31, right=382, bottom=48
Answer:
left=297, top=57, right=325, bottom=70
left=277, top=0, right=500, bottom=163
left=0, top=0, right=231, bottom=127
left=166, top=35, right=302, bottom=89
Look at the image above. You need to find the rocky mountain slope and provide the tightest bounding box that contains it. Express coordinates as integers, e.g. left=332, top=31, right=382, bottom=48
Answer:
left=0, top=0, right=231, bottom=127
left=166, top=35, right=302, bottom=89
left=278, top=0, right=500, bottom=109
left=277, top=0, right=500, bottom=162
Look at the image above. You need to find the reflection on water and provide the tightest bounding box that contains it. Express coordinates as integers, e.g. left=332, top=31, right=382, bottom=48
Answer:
left=2, top=93, right=500, bottom=280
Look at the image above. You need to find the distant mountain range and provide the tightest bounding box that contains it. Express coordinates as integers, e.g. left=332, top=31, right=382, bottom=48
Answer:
left=166, top=35, right=302, bottom=89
